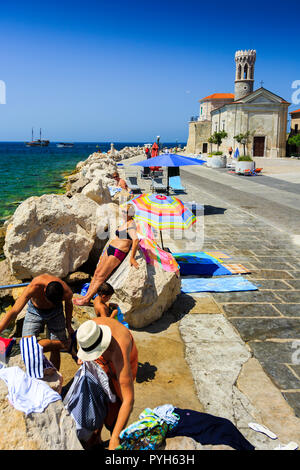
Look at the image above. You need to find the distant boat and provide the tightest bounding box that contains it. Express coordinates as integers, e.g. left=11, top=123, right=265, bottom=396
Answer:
left=56, top=143, right=74, bottom=148
left=26, top=128, right=49, bottom=147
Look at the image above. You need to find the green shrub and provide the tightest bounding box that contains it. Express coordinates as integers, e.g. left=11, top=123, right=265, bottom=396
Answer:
left=211, top=151, right=223, bottom=156
left=237, top=155, right=253, bottom=162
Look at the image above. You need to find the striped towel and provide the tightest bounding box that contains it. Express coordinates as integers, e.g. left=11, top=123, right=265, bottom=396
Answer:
left=205, top=251, right=231, bottom=260
left=223, top=263, right=251, bottom=274
left=20, top=336, right=44, bottom=379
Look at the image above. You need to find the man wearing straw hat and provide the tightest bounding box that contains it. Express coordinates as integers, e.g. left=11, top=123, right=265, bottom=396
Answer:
left=76, top=317, right=138, bottom=450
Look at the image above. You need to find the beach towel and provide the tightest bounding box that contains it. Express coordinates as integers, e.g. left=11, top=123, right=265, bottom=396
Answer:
left=20, top=336, right=44, bottom=379
left=167, top=408, right=255, bottom=451
left=0, top=366, right=61, bottom=414
left=135, top=221, right=180, bottom=274
left=205, top=251, right=231, bottom=260
left=223, top=263, right=251, bottom=274
left=0, top=337, right=16, bottom=364
left=63, top=362, right=113, bottom=436
left=108, top=186, right=122, bottom=197
left=117, top=408, right=169, bottom=450
left=116, top=306, right=129, bottom=328
left=172, top=252, right=232, bottom=277
left=180, top=275, right=258, bottom=293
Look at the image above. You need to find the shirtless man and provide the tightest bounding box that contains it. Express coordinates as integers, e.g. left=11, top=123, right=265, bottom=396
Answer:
left=76, top=317, right=138, bottom=450
left=112, top=171, right=128, bottom=191
left=93, top=282, right=118, bottom=319
left=0, top=274, right=74, bottom=370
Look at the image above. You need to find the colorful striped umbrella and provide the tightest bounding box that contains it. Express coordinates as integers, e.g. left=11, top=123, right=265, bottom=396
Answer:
left=131, top=193, right=196, bottom=248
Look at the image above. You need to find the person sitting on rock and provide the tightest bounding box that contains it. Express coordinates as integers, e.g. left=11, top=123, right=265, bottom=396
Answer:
left=112, top=171, right=128, bottom=191
left=73, top=204, right=139, bottom=307
left=76, top=318, right=138, bottom=450
left=0, top=274, right=74, bottom=370
left=94, top=282, right=118, bottom=319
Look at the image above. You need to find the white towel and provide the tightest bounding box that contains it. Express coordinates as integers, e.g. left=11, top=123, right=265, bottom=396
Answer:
left=0, top=366, right=61, bottom=414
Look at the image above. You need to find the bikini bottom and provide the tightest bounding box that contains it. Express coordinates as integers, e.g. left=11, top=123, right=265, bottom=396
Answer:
left=106, top=244, right=127, bottom=262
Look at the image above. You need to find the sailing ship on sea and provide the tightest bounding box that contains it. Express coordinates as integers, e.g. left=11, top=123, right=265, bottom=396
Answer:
left=26, top=128, right=50, bottom=147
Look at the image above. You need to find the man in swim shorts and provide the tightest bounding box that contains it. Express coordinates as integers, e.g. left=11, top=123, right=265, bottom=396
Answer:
left=0, top=273, right=74, bottom=370
left=76, top=317, right=138, bottom=450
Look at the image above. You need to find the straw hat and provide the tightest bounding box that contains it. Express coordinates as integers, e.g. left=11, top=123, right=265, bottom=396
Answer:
left=77, top=320, right=112, bottom=361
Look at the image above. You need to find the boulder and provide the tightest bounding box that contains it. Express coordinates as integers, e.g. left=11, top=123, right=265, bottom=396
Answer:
left=0, top=355, right=82, bottom=450
left=81, top=179, right=112, bottom=205
left=0, top=259, right=19, bottom=300
left=4, top=193, right=107, bottom=279
left=108, top=249, right=181, bottom=329
left=63, top=271, right=91, bottom=285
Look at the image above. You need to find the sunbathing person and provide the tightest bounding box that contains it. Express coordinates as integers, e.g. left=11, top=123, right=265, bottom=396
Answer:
left=73, top=204, right=139, bottom=306
left=112, top=171, right=128, bottom=191
left=94, top=282, right=118, bottom=318
left=0, top=274, right=74, bottom=370
left=76, top=317, right=138, bottom=450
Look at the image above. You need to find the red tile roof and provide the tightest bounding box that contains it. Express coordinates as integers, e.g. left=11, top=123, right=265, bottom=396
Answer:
left=290, top=109, right=300, bottom=114
left=200, top=93, right=235, bottom=101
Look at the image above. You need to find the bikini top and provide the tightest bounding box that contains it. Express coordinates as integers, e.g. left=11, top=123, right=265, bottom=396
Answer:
left=115, top=226, right=134, bottom=241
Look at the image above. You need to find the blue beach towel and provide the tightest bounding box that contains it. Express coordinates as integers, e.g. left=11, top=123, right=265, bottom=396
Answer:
left=173, top=252, right=232, bottom=277
left=116, top=306, right=129, bottom=328
left=181, top=275, right=258, bottom=293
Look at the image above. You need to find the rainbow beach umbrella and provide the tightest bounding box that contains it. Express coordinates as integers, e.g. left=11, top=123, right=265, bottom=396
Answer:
left=131, top=193, right=196, bottom=249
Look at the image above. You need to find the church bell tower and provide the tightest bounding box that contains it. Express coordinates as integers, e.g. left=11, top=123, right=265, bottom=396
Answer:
left=234, top=49, right=256, bottom=101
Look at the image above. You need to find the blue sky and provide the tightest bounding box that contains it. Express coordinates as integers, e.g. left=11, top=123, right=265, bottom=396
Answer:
left=0, top=0, right=299, bottom=142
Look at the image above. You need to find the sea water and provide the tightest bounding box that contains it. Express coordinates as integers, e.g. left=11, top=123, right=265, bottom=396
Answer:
left=0, top=141, right=184, bottom=225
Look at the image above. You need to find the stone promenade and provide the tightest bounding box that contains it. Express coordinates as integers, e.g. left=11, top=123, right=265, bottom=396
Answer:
left=177, top=170, right=300, bottom=417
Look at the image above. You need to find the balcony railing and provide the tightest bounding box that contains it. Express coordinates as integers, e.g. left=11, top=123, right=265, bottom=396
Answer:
left=189, top=115, right=199, bottom=122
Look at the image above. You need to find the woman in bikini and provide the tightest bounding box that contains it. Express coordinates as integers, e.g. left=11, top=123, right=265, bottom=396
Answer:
left=73, top=204, right=139, bottom=306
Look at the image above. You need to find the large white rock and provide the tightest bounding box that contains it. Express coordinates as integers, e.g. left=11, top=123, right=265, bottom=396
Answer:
left=4, top=194, right=107, bottom=279
left=109, top=249, right=181, bottom=329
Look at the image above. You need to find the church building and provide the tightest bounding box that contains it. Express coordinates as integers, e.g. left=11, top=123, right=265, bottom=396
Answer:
left=186, top=50, right=290, bottom=158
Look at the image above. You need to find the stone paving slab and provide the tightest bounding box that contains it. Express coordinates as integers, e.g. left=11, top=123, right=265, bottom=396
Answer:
left=272, top=304, right=300, bottom=316
left=276, top=291, right=300, bottom=302
left=222, top=303, right=281, bottom=317
left=212, top=291, right=281, bottom=303
left=247, top=269, right=295, bottom=280
left=282, top=393, right=300, bottom=417
left=230, top=318, right=300, bottom=341
left=253, top=280, right=292, bottom=290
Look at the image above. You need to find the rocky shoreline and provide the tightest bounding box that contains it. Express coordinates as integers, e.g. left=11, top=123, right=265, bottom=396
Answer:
left=0, top=145, right=180, bottom=328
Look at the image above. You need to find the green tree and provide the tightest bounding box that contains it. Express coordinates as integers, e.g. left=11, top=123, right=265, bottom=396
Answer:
left=234, top=131, right=254, bottom=156
left=288, top=134, right=300, bottom=148
left=208, top=130, right=228, bottom=152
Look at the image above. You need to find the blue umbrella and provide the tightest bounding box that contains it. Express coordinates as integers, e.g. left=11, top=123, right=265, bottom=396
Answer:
left=131, top=153, right=205, bottom=195
left=131, top=153, right=206, bottom=167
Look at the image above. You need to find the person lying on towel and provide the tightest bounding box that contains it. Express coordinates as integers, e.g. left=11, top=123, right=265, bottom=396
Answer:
left=76, top=318, right=138, bottom=450
left=0, top=273, right=74, bottom=370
